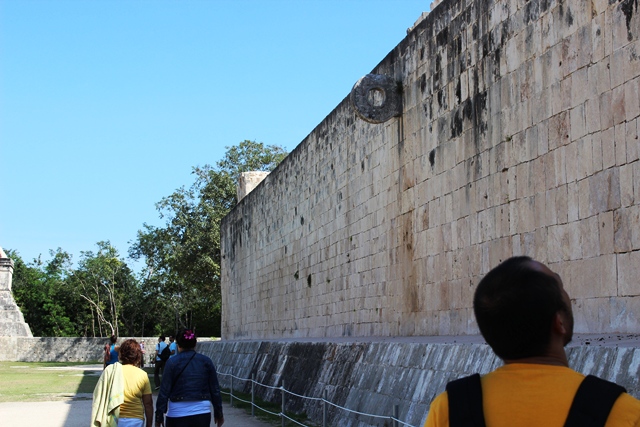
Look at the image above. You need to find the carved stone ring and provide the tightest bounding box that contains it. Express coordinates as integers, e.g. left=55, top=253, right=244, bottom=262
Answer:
left=350, top=74, right=402, bottom=123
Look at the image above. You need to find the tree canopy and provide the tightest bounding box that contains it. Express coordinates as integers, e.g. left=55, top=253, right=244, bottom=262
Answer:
left=10, top=140, right=288, bottom=338
left=130, top=140, right=288, bottom=336
left=10, top=242, right=139, bottom=337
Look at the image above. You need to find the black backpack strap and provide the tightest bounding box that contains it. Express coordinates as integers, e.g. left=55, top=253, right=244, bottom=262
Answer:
left=564, top=375, right=626, bottom=427
left=446, top=373, right=487, bottom=427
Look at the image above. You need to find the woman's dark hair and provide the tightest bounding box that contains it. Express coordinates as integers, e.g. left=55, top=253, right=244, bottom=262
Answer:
left=176, top=329, right=197, bottom=349
left=119, top=339, right=143, bottom=366
left=109, top=335, right=117, bottom=344
left=473, top=256, right=569, bottom=360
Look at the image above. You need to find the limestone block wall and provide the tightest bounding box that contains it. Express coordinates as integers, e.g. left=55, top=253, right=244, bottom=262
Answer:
left=221, top=0, right=640, bottom=339
left=0, top=337, right=161, bottom=362
left=200, top=339, right=640, bottom=427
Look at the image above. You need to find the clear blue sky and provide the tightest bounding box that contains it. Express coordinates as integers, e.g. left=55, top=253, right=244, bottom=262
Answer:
left=1, top=0, right=431, bottom=269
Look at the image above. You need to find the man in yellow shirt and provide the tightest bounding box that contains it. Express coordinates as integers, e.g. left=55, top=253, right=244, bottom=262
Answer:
left=425, top=256, right=640, bottom=427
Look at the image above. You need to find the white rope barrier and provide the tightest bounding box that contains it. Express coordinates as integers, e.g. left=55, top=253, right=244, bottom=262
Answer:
left=217, top=371, right=417, bottom=427
left=281, top=413, right=310, bottom=427
left=392, top=417, right=418, bottom=427
left=283, top=388, right=323, bottom=401
left=254, top=382, right=282, bottom=391
left=321, top=399, right=389, bottom=420
left=253, top=406, right=281, bottom=417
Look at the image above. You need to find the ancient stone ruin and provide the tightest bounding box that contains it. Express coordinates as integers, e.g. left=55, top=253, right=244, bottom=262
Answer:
left=0, top=247, right=33, bottom=337
left=237, top=171, right=270, bottom=202
left=221, top=0, right=640, bottom=340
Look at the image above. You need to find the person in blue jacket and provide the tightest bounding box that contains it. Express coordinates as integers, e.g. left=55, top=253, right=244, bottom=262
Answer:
left=155, top=329, right=224, bottom=427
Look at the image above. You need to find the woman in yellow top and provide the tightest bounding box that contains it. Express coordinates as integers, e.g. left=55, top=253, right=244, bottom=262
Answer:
left=119, top=339, right=153, bottom=427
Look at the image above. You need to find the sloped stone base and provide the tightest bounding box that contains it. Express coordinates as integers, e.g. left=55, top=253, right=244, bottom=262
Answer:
left=0, top=290, right=32, bottom=337
left=199, top=338, right=640, bottom=427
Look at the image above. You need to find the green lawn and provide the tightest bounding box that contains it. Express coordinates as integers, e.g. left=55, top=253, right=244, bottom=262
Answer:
left=0, top=362, right=155, bottom=402
left=0, top=362, right=312, bottom=426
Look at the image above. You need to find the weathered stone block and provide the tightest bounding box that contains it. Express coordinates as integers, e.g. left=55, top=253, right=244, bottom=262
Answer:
left=627, top=118, right=639, bottom=162
left=585, top=98, right=602, bottom=134
left=618, top=251, right=640, bottom=296
left=620, top=162, right=635, bottom=208
left=600, top=91, right=615, bottom=131
left=614, top=206, right=638, bottom=252
left=601, top=127, right=616, bottom=169
left=624, top=77, right=640, bottom=122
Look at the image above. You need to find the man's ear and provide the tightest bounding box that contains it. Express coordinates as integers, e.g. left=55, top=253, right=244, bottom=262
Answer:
left=552, top=311, right=567, bottom=335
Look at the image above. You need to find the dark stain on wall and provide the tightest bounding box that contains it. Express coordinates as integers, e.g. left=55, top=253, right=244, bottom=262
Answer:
left=433, top=54, right=442, bottom=89
left=451, top=108, right=464, bottom=138
left=400, top=211, right=420, bottom=313
left=559, top=3, right=574, bottom=27
left=621, top=0, right=639, bottom=41
left=437, top=87, right=447, bottom=110
left=436, top=27, right=449, bottom=47
left=524, top=0, right=540, bottom=24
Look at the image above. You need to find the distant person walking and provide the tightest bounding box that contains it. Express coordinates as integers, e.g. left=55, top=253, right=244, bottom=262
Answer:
left=168, top=336, right=177, bottom=359
left=140, top=341, right=146, bottom=368
left=154, top=336, right=168, bottom=390
left=155, top=329, right=224, bottom=427
left=103, top=335, right=119, bottom=369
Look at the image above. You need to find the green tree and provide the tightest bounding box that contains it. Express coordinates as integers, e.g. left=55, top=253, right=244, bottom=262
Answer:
left=130, top=140, right=288, bottom=336
left=10, top=249, right=78, bottom=336
left=10, top=244, right=149, bottom=337
left=69, top=241, right=138, bottom=337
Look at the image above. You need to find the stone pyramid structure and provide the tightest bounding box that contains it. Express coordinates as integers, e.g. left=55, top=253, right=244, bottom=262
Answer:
left=0, top=247, right=32, bottom=337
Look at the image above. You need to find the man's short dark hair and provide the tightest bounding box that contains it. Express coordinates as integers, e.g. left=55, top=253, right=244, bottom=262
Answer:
left=473, top=256, right=569, bottom=360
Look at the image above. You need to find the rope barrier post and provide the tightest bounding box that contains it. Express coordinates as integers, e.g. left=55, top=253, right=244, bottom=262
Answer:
left=230, top=372, right=234, bottom=407
left=322, top=389, right=327, bottom=427
left=281, top=380, right=286, bottom=427
left=393, top=404, right=399, bottom=427
left=251, top=373, right=255, bottom=417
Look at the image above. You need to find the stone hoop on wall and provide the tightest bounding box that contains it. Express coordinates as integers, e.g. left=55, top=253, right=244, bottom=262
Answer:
left=350, top=74, right=402, bottom=124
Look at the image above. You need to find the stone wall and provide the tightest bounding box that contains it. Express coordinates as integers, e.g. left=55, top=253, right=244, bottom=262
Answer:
left=238, top=171, right=270, bottom=202
left=0, top=248, right=33, bottom=337
left=200, top=339, right=640, bottom=427
left=221, top=0, right=640, bottom=340
left=0, top=337, right=161, bottom=362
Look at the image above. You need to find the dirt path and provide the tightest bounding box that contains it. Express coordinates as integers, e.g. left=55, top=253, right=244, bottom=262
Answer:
left=0, top=398, right=274, bottom=427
